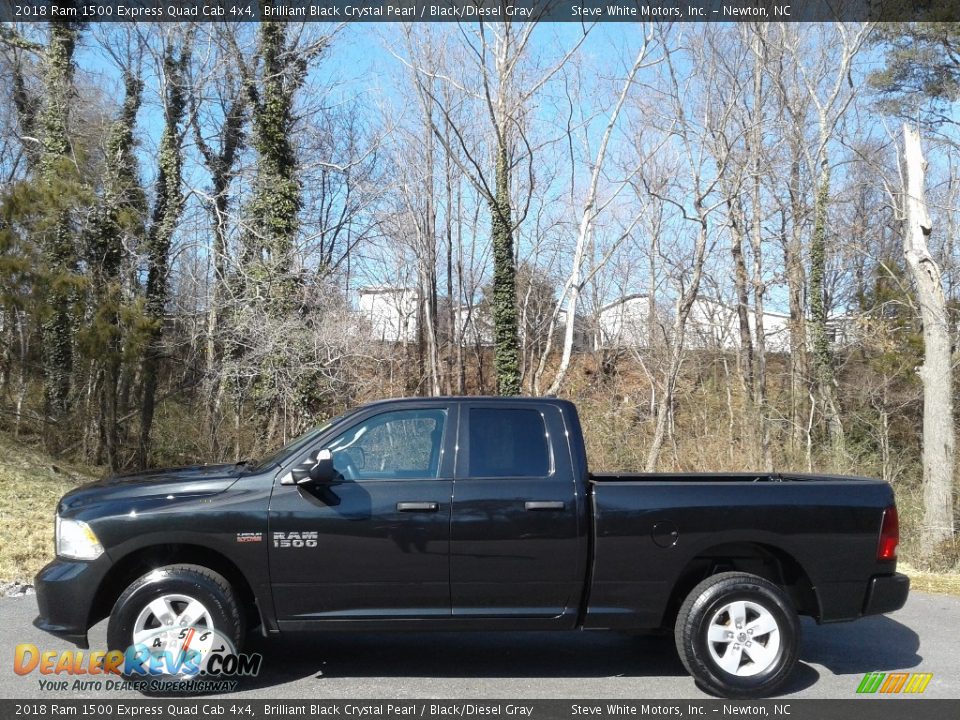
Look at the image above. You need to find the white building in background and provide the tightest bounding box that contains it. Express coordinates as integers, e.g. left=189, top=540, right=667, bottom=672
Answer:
left=687, top=298, right=789, bottom=352
left=596, top=294, right=652, bottom=349
left=454, top=304, right=589, bottom=350
left=824, top=315, right=859, bottom=347
left=687, top=297, right=856, bottom=352
left=357, top=286, right=859, bottom=353
left=358, top=286, right=419, bottom=344
left=455, top=304, right=493, bottom=346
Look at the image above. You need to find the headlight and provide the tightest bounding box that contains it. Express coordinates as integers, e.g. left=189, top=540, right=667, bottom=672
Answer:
left=56, top=515, right=104, bottom=560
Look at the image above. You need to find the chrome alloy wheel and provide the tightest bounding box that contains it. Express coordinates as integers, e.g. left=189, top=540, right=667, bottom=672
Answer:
left=705, top=599, right=781, bottom=677
left=131, top=593, right=217, bottom=671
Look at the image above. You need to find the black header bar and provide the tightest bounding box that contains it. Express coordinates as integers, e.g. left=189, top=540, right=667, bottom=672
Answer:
left=2, top=699, right=960, bottom=720
left=2, top=0, right=959, bottom=23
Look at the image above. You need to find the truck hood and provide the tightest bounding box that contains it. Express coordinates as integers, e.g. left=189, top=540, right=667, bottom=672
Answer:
left=59, top=463, right=242, bottom=513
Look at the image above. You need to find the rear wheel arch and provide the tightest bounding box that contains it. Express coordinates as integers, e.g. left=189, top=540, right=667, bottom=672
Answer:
left=664, top=542, right=818, bottom=628
left=89, top=544, right=263, bottom=634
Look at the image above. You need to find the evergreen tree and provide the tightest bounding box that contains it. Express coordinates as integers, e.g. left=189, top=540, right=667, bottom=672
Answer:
left=870, top=23, right=960, bottom=129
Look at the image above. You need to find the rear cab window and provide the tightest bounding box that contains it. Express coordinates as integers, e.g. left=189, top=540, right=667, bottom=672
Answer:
left=467, top=407, right=553, bottom=478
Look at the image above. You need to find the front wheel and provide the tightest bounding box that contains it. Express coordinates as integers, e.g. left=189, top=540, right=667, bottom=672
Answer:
left=107, top=564, right=243, bottom=684
left=674, top=572, right=800, bottom=698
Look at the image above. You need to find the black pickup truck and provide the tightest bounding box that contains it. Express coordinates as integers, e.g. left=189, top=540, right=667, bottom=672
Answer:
left=35, top=397, right=908, bottom=697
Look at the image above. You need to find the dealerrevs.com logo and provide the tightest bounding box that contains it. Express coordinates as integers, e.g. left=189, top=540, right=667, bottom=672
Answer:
left=14, top=627, right=262, bottom=693
left=856, top=672, right=933, bottom=694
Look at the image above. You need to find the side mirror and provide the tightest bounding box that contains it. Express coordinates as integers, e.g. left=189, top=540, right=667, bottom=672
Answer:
left=305, top=448, right=336, bottom=485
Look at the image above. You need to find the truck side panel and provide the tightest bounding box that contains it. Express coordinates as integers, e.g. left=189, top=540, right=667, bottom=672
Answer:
left=585, top=480, right=895, bottom=629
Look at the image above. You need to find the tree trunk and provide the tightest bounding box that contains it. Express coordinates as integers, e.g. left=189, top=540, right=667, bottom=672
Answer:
left=786, top=152, right=809, bottom=453
left=645, top=215, right=709, bottom=472
left=902, top=125, right=956, bottom=557
left=545, top=44, right=648, bottom=396
left=444, top=143, right=456, bottom=395
left=491, top=143, right=521, bottom=396
left=138, top=40, right=189, bottom=467
left=749, top=31, right=772, bottom=470
left=417, top=81, right=441, bottom=397
left=809, top=161, right=843, bottom=454
left=39, top=19, right=80, bottom=440
left=728, top=197, right=755, bottom=419
left=203, top=192, right=229, bottom=458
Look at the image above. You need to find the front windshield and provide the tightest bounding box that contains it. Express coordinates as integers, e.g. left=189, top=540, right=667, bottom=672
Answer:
left=248, top=414, right=347, bottom=472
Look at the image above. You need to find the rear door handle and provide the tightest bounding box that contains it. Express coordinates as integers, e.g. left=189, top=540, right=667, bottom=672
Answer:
left=397, top=502, right=440, bottom=512
left=524, top=501, right=565, bottom=511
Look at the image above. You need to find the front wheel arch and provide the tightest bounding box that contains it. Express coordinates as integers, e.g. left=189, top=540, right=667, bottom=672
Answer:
left=89, top=544, right=263, bottom=634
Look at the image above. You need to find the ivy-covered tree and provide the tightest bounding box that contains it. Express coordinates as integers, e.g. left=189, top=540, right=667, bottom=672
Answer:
left=490, top=143, right=521, bottom=396
left=228, top=14, right=333, bottom=443
left=38, top=17, right=82, bottom=432
left=138, top=33, right=191, bottom=467
left=83, top=69, right=145, bottom=469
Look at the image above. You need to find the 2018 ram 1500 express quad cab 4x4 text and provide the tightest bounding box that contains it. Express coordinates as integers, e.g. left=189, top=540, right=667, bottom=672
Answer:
left=35, top=397, right=908, bottom=697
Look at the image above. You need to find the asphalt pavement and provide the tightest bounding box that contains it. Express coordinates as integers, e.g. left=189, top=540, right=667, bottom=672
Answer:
left=1, top=591, right=957, bottom=700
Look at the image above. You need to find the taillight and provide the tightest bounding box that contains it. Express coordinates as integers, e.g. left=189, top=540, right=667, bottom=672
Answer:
left=877, top=505, right=899, bottom=561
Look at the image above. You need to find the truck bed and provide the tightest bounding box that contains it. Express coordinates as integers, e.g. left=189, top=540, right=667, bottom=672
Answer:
left=590, top=472, right=880, bottom=483
left=583, top=472, right=895, bottom=629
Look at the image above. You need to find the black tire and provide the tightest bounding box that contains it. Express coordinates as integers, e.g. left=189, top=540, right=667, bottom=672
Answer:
left=107, top=564, right=243, bottom=684
left=674, top=571, right=800, bottom=698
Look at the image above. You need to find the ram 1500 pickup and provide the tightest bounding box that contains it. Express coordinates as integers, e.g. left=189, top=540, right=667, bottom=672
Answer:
left=35, top=397, right=908, bottom=696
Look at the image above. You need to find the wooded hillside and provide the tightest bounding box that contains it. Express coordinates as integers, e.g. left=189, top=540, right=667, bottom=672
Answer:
left=0, top=16, right=957, bottom=567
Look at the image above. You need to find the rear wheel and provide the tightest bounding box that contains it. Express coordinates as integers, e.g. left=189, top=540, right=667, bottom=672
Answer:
left=674, top=572, right=799, bottom=698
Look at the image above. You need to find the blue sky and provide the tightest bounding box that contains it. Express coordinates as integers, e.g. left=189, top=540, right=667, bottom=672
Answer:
left=42, top=21, right=956, bottom=319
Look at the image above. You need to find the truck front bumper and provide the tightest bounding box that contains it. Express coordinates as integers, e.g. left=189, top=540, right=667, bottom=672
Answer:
left=33, top=557, right=111, bottom=649
left=862, top=572, right=910, bottom=617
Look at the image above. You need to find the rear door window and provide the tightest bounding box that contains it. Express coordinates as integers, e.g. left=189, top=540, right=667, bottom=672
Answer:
left=468, top=408, right=551, bottom=478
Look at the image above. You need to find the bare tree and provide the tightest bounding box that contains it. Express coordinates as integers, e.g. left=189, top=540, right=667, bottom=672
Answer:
left=901, top=125, right=956, bottom=558
left=401, top=22, right=589, bottom=395
left=775, top=23, right=872, bottom=454
left=642, top=28, right=735, bottom=472
left=188, top=24, right=249, bottom=455
left=399, top=27, right=443, bottom=396
left=542, top=26, right=662, bottom=395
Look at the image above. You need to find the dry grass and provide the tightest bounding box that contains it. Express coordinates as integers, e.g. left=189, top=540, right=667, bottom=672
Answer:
left=899, top=563, right=960, bottom=597
left=0, top=432, right=100, bottom=583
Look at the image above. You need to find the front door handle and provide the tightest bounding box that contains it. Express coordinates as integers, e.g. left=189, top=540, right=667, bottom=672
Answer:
left=397, top=502, right=440, bottom=512
left=524, top=501, right=565, bottom=511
